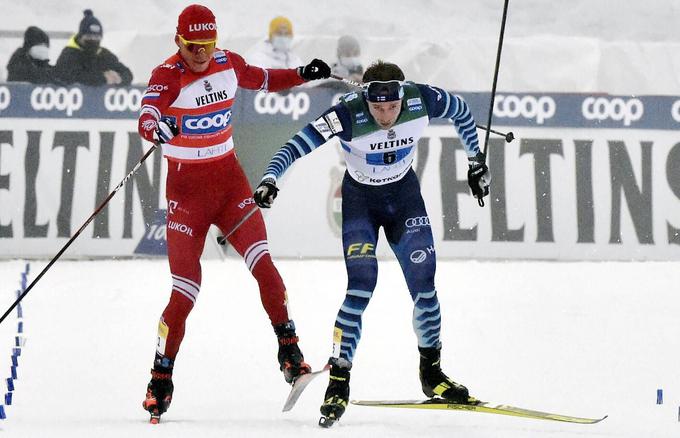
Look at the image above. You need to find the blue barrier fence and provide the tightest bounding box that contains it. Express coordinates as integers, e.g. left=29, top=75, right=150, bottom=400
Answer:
left=0, top=263, right=30, bottom=419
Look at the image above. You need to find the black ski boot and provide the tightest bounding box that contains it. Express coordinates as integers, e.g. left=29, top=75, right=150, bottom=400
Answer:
left=142, top=367, right=174, bottom=424
left=419, top=346, right=471, bottom=404
left=274, top=320, right=311, bottom=384
left=319, top=357, right=352, bottom=428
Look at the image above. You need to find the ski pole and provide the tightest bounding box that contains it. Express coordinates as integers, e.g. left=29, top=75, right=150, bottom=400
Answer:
left=476, top=124, right=514, bottom=143
left=216, top=207, right=258, bottom=245
left=477, top=0, right=511, bottom=207
left=0, top=142, right=160, bottom=325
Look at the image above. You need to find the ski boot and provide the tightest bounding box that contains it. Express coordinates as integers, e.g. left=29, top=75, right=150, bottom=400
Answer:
left=142, top=367, right=174, bottom=424
left=319, top=357, right=351, bottom=428
left=274, top=320, right=311, bottom=384
left=419, top=345, right=472, bottom=404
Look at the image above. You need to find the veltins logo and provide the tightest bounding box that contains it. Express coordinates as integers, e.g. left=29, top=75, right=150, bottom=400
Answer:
left=182, top=108, right=232, bottom=135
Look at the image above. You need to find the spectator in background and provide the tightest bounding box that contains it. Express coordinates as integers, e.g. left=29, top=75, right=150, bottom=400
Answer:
left=55, top=9, right=132, bottom=86
left=246, top=16, right=302, bottom=69
left=331, top=35, right=363, bottom=83
left=7, top=26, right=61, bottom=84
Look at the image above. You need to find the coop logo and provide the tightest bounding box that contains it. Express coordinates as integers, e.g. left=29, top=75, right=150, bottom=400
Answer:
left=30, top=87, right=83, bottom=116
left=671, top=100, right=680, bottom=123
left=0, top=86, right=10, bottom=111
left=405, top=216, right=430, bottom=228
left=254, top=91, right=310, bottom=120
left=182, top=108, right=232, bottom=134
left=104, top=88, right=142, bottom=112
left=493, top=94, right=556, bottom=125
left=581, top=97, right=643, bottom=126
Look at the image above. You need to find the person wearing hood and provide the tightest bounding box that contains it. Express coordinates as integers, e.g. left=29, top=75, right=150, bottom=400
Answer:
left=55, top=9, right=133, bottom=86
left=331, top=35, right=364, bottom=83
left=7, top=26, right=60, bottom=84
left=246, top=16, right=303, bottom=69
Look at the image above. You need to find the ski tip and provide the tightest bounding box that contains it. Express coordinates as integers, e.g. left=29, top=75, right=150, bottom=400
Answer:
left=318, top=415, right=337, bottom=428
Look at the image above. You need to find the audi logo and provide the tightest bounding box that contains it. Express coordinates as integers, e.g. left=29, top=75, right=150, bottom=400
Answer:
left=581, top=97, right=643, bottom=126
left=0, top=87, right=10, bottom=111
left=671, top=100, right=680, bottom=123
left=493, top=95, right=555, bottom=125
left=30, top=87, right=83, bottom=117
left=405, top=216, right=430, bottom=228
left=254, top=91, right=310, bottom=121
left=104, top=88, right=142, bottom=112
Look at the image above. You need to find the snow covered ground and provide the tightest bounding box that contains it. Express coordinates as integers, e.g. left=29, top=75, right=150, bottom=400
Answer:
left=0, top=258, right=678, bottom=437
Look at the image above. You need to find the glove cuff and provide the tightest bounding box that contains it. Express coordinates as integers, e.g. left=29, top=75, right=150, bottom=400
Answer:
left=261, top=176, right=277, bottom=185
left=468, top=151, right=486, bottom=165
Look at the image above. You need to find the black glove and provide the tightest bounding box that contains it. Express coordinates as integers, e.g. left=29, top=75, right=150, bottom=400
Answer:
left=156, top=117, right=179, bottom=144
left=297, top=59, right=331, bottom=81
left=254, top=178, right=279, bottom=208
left=467, top=152, right=491, bottom=200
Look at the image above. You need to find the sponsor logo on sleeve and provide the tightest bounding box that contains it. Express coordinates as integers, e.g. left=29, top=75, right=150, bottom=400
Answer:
left=343, top=92, right=358, bottom=102
left=324, top=111, right=344, bottom=134
left=407, top=97, right=422, bottom=111
left=312, top=117, right=333, bottom=140
left=214, top=51, right=227, bottom=64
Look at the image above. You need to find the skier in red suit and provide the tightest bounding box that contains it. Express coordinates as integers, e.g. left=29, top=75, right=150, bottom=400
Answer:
left=137, top=4, right=331, bottom=423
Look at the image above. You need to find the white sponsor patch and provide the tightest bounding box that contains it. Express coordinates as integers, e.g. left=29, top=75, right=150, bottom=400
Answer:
left=312, top=117, right=333, bottom=140
left=324, top=111, right=344, bottom=134
left=407, top=97, right=422, bottom=106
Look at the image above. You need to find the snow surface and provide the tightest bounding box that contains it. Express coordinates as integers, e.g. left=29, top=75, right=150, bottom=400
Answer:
left=0, top=258, right=678, bottom=437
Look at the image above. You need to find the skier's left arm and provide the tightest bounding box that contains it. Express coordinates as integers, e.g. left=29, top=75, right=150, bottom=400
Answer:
left=229, top=50, right=330, bottom=92
left=418, top=83, right=490, bottom=200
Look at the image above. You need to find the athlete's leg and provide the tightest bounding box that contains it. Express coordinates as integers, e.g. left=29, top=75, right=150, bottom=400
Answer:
left=215, top=156, right=309, bottom=382
left=331, top=175, right=380, bottom=364
left=214, top=158, right=289, bottom=325
left=321, top=175, right=379, bottom=421
left=383, top=173, right=440, bottom=349
left=144, top=162, right=211, bottom=418
left=384, top=172, right=469, bottom=402
left=155, top=196, right=210, bottom=369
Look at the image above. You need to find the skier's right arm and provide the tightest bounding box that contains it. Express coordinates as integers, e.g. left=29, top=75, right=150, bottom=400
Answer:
left=253, top=104, right=352, bottom=208
left=137, top=64, right=181, bottom=144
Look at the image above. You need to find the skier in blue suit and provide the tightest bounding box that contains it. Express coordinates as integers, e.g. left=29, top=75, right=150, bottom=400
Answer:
left=254, top=60, right=490, bottom=425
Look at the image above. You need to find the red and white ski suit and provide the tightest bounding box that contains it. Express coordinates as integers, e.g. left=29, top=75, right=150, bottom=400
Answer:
left=137, top=49, right=304, bottom=362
